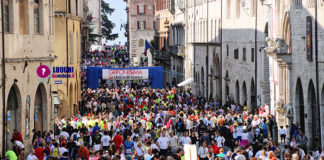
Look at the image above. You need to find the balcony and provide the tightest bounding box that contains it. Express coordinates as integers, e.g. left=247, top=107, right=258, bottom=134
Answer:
left=264, top=37, right=292, bottom=65
left=167, top=45, right=185, bottom=58
left=153, top=50, right=171, bottom=61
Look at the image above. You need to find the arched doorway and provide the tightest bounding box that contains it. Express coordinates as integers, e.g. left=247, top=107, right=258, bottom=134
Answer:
left=295, top=78, right=305, bottom=131
left=34, top=83, right=47, bottom=132
left=307, top=80, right=319, bottom=148
left=235, top=80, right=240, bottom=104
left=250, top=78, right=256, bottom=108
left=242, top=81, right=247, bottom=106
left=7, top=84, right=22, bottom=148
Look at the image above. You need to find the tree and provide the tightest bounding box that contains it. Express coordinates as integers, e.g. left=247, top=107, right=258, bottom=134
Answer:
left=101, top=0, right=118, bottom=40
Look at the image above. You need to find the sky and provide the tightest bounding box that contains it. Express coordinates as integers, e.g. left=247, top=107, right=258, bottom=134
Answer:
left=104, top=0, right=127, bottom=46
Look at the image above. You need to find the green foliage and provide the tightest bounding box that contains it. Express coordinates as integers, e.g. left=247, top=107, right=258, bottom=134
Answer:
left=101, top=0, right=118, bottom=40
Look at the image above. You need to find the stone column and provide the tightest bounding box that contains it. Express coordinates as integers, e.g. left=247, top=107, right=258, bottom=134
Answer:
left=287, top=64, right=294, bottom=124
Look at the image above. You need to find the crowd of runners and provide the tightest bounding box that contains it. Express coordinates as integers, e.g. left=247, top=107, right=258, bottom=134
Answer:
left=4, top=45, right=324, bottom=160
left=81, top=46, right=129, bottom=89
left=6, top=86, right=324, bottom=160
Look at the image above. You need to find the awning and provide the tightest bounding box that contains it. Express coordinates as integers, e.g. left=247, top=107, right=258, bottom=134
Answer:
left=177, top=78, right=194, bottom=87
left=53, top=96, right=61, bottom=105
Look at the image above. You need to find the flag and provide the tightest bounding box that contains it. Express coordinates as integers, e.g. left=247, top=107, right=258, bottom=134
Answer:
left=144, top=40, right=152, bottom=56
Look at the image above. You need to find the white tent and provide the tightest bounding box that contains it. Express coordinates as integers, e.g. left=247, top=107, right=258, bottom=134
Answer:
left=177, top=78, right=194, bottom=87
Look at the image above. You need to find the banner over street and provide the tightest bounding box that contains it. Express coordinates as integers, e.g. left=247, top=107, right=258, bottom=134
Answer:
left=102, top=69, right=149, bottom=80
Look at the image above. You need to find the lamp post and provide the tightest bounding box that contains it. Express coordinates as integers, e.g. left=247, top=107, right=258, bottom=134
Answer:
left=1, top=0, right=6, bottom=157
left=314, top=0, right=321, bottom=148
left=254, top=0, right=259, bottom=108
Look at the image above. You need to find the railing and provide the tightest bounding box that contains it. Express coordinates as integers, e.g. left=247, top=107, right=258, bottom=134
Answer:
left=167, top=45, right=185, bottom=57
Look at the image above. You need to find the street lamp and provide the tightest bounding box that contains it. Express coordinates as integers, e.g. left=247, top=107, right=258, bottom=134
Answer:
left=1, top=0, right=7, bottom=157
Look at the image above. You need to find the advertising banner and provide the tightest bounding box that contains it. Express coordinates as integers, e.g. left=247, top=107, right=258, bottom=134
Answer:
left=102, top=69, right=149, bottom=80
left=306, top=16, right=313, bottom=61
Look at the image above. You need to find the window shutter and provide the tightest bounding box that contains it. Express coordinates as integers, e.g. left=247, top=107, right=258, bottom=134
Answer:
left=144, top=21, right=146, bottom=29
left=144, top=5, right=146, bottom=14
left=137, top=21, right=140, bottom=30
left=137, top=5, right=139, bottom=15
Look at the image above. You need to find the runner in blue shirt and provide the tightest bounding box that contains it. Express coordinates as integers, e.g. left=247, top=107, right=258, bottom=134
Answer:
left=124, top=136, right=134, bottom=160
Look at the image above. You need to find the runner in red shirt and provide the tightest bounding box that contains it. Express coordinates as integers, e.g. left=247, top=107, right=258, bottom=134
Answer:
left=113, top=132, right=123, bottom=153
left=208, top=140, right=220, bottom=155
left=35, top=143, right=45, bottom=160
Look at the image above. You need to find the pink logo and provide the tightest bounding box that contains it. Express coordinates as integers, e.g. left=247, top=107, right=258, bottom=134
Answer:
left=37, top=65, right=50, bottom=78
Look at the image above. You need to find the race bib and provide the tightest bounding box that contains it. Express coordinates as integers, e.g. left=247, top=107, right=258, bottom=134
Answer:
left=126, top=149, right=132, bottom=154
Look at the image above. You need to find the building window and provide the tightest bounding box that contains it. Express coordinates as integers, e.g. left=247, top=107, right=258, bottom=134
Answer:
left=227, top=0, right=231, bottom=19
left=210, top=20, right=213, bottom=42
left=251, top=48, right=255, bottom=62
left=139, top=39, right=144, bottom=47
left=236, top=0, right=240, bottom=18
left=138, top=5, right=145, bottom=15
left=25, top=96, right=31, bottom=139
left=307, top=0, right=315, bottom=8
left=243, top=48, right=246, bottom=61
left=295, top=0, right=302, bottom=9
left=3, top=0, right=10, bottom=33
left=70, top=32, right=74, bottom=64
left=234, top=48, right=239, bottom=59
left=75, top=0, right=78, bottom=15
left=19, top=0, right=27, bottom=34
left=68, top=0, right=71, bottom=13
left=226, top=45, right=229, bottom=56
left=34, top=0, right=40, bottom=34
left=251, top=0, right=256, bottom=16
left=77, top=32, right=80, bottom=62
left=137, top=21, right=146, bottom=30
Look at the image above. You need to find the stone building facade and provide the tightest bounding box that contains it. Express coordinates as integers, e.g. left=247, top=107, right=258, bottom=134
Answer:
left=265, top=0, right=324, bottom=149
left=125, top=0, right=155, bottom=66
left=155, top=0, right=173, bottom=51
left=169, top=0, right=186, bottom=85
left=187, top=0, right=222, bottom=98
left=0, top=0, right=55, bottom=153
left=220, top=0, right=269, bottom=108
left=186, top=0, right=269, bottom=107
left=54, top=0, right=83, bottom=118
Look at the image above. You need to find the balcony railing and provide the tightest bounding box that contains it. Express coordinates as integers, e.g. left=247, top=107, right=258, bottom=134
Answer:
left=167, top=45, right=185, bottom=58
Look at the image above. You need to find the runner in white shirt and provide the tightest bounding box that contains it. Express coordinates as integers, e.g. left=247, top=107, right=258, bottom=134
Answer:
left=157, top=131, right=170, bottom=156
left=186, top=119, right=193, bottom=131
left=169, top=132, right=179, bottom=153
left=27, top=149, right=38, bottom=160
left=179, top=132, right=191, bottom=146
left=215, top=132, right=225, bottom=147
left=12, top=140, right=25, bottom=150
left=11, top=139, right=25, bottom=159
left=101, top=131, right=111, bottom=150
left=135, top=143, right=145, bottom=157
left=236, top=125, right=243, bottom=142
